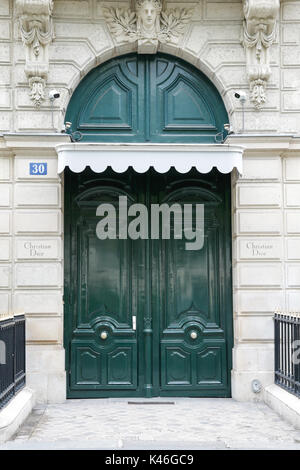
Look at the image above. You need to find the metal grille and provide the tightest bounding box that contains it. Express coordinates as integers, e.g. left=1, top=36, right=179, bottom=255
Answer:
left=274, top=312, right=300, bottom=398
left=0, top=314, right=26, bottom=409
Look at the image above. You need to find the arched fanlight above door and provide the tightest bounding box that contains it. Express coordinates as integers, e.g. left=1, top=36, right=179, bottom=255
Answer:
left=65, top=53, right=229, bottom=144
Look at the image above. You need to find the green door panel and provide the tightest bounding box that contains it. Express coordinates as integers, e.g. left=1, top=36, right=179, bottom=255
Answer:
left=67, top=56, right=146, bottom=141
left=65, top=171, right=144, bottom=396
left=163, top=348, right=192, bottom=386
left=149, top=57, right=226, bottom=142
left=149, top=170, right=231, bottom=396
left=197, top=345, right=224, bottom=384
left=71, top=341, right=137, bottom=389
left=65, top=167, right=232, bottom=398
left=158, top=197, right=226, bottom=392
left=65, top=54, right=228, bottom=143
left=74, top=346, right=101, bottom=385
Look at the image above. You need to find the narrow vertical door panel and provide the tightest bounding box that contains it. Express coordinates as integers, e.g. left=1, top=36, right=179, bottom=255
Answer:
left=150, top=169, right=231, bottom=396
left=66, top=170, right=144, bottom=396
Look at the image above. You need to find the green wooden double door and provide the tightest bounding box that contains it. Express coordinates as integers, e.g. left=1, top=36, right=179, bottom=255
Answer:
left=65, top=168, right=233, bottom=398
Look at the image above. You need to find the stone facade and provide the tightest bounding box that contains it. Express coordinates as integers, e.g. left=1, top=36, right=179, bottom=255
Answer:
left=230, top=135, right=300, bottom=400
left=0, top=0, right=300, bottom=403
left=0, top=134, right=68, bottom=403
left=0, top=0, right=297, bottom=134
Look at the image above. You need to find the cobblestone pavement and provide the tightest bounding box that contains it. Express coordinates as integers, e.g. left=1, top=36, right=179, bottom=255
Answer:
left=2, top=398, right=300, bottom=450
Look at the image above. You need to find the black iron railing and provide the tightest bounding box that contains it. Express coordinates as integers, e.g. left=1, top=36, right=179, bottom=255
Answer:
left=274, top=312, right=300, bottom=398
left=0, top=314, right=26, bottom=409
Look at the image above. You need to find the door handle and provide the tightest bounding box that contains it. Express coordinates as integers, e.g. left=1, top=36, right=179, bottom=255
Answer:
left=100, top=330, right=108, bottom=340
left=132, top=316, right=136, bottom=331
left=190, top=330, right=198, bottom=340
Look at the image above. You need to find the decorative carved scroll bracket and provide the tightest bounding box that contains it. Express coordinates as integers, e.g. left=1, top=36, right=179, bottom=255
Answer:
left=242, top=0, right=280, bottom=109
left=104, top=0, right=193, bottom=55
left=15, top=0, right=54, bottom=107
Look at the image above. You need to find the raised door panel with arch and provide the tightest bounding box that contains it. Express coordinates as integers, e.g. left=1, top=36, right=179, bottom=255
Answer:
left=66, top=169, right=145, bottom=395
left=67, top=56, right=146, bottom=141
left=70, top=219, right=138, bottom=390
left=149, top=170, right=231, bottom=396
left=149, top=56, right=227, bottom=142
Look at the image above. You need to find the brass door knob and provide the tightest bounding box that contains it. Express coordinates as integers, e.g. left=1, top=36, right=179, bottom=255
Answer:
left=190, top=331, right=198, bottom=340
left=100, top=330, right=108, bottom=340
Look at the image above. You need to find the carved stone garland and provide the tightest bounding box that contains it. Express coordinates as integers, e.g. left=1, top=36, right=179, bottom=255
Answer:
left=16, top=0, right=54, bottom=107
left=242, top=0, right=280, bottom=109
left=104, top=0, right=193, bottom=54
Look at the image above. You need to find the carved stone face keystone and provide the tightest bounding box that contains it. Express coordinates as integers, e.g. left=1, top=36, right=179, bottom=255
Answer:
left=139, top=2, right=157, bottom=27
left=104, top=0, right=193, bottom=54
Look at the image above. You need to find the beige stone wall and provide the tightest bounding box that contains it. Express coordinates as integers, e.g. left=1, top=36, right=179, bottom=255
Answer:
left=231, top=136, right=300, bottom=400
left=0, top=135, right=68, bottom=403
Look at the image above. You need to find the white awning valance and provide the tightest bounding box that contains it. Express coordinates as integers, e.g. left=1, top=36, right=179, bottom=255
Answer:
left=56, top=143, right=244, bottom=175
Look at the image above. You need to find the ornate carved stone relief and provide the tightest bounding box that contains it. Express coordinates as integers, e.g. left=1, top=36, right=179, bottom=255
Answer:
left=15, top=0, right=54, bottom=107
left=242, top=0, right=280, bottom=109
left=104, top=0, right=193, bottom=54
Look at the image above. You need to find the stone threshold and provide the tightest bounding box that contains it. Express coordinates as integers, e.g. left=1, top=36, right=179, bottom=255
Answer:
left=264, top=384, right=300, bottom=430
left=0, top=388, right=36, bottom=443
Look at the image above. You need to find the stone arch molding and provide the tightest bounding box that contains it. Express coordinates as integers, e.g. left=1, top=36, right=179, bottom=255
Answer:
left=15, top=0, right=280, bottom=110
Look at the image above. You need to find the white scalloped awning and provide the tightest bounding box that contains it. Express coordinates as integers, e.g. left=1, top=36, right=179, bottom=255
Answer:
left=56, top=143, right=244, bottom=175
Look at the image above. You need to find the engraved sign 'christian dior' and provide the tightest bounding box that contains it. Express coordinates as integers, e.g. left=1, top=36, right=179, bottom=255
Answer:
left=239, top=239, right=282, bottom=260
left=16, top=239, right=59, bottom=259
